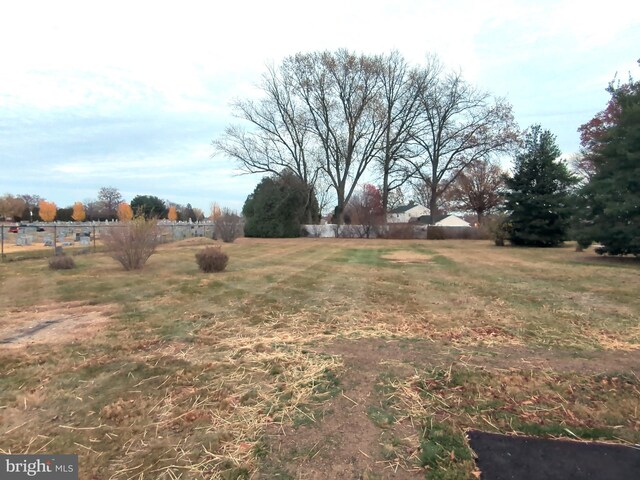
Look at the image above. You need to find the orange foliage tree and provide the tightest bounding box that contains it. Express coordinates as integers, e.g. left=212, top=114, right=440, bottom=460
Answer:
left=210, top=202, right=222, bottom=220
left=117, top=202, right=134, bottom=222
left=72, top=202, right=86, bottom=222
left=167, top=206, right=178, bottom=221
left=38, top=201, right=57, bottom=222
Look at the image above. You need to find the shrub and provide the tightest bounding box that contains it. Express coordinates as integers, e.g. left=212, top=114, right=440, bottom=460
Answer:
left=49, top=255, right=76, bottom=270
left=427, top=226, right=490, bottom=240
left=381, top=223, right=420, bottom=239
left=101, top=217, right=160, bottom=270
left=485, top=214, right=512, bottom=246
left=215, top=209, right=243, bottom=243
left=426, top=226, right=447, bottom=240
left=594, top=245, right=608, bottom=256
left=196, top=246, right=228, bottom=272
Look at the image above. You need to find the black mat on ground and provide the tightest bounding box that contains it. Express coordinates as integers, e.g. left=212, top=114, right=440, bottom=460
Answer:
left=467, top=430, right=640, bottom=480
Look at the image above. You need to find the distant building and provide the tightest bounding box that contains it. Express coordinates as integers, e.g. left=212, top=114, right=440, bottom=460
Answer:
left=387, top=202, right=430, bottom=223
left=416, top=214, right=471, bottom=227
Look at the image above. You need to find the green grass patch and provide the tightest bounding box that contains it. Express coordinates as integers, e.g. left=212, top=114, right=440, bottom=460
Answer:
left=431, top=254, right=457, bottom=268
left=419, top=421, right=474, bottom=478
left=335, top=248, right=393, bottom=267
left=367, top=405, right=396, bottom=428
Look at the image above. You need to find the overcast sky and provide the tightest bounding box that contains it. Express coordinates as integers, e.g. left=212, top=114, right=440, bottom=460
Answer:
left=0, top=0, right=637, bottom=213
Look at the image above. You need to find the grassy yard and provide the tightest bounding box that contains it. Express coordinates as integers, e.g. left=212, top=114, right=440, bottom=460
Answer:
left=1, top=238, right=639, bottom=479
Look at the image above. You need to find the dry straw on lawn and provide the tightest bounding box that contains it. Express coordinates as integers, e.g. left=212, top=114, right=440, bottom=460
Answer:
left=103, top=340, right=343, bottom=479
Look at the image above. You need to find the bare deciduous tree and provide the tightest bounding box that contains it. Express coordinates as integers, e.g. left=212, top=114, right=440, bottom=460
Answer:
left=312, top=174, right=335, bottom=218
left=215, top=50, right=519, bottom=226
left=568, top=152, right=597, bottom=184
left=214, top=208, right=243, bottom=243
left=191, top=208, right=205, bottom=221
left=215, top=65, right=316, bottom=181
left=0, top=194, right=27, bottom=221
left=409, top=57, right=519, bottom=220
left=97, top=187, right=123, bottom=219
left=448, top=159, right=506, bottom=224
left=409, top=178, right=452, bottom=215
left=213, top=64, right=320, bottom=217
left=209, top=202, right=222, bottom=221
left=376, top=51, right=429, bottom=214
left=386, top=187, right=406, bottom=211
left=288, top=50, right=385, bottom=224
left=18, top=194, right=40, bottom=220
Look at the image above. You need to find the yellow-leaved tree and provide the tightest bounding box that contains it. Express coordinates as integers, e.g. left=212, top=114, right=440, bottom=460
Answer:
left=167, top=206, right=178, bottom=221
left=72, top=202, right=86, bottom=222
left=210, top=202, right=222, bottom=221
left=117, top=202, right=133, bottom=222
left=38, top=201, right=57, bottom=222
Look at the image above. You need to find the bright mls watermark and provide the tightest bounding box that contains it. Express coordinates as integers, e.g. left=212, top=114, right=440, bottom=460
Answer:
left=0, top=455, right=77, bottom=479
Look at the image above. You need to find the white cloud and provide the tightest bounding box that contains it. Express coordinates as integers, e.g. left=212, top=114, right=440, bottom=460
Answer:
left=1, top=0, right=638, bottom=208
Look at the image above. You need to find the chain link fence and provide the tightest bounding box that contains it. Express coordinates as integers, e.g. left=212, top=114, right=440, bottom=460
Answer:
left=0, top=221, right=218, bottom=261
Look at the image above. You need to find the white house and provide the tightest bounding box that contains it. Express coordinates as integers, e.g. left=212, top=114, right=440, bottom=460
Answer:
left=435, top=215, right=471, bottom=227
left=416, top=214, right=472, bottom=227
left=387, top=203, right=430, bottom=223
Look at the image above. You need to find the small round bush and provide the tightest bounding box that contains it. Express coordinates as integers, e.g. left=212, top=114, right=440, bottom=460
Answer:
left=196, top=246, right=228, bottom=272
left=49, top=255, right=76, bottom=270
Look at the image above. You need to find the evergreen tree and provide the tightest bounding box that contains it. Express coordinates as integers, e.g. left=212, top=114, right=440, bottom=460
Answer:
left=130, top=195, right=167, bottom=219
left=575, top=76, right=640, bottom=255
left=243, top=171, right=320, bottom=238
left=504, top=125, right=577, bottom=246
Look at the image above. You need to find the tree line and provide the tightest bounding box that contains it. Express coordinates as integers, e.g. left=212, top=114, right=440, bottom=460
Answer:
left=483, top=70, right=638, bottom=254
left=218, top=51, right=638, bottom=255
left=0, top=187, right=213, bottom=223
left=214, top=50, right=519, bottom=224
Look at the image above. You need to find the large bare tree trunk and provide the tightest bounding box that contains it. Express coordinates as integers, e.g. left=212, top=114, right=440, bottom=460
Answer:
left=288, top=50, right=385, bottom=225
left=429, top=183, right=439, bottom=221
left=377, top=51, right=425, bottom=217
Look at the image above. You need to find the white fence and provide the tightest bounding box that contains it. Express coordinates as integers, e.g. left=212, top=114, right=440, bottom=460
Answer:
left=302, top=223, right=483, bottom=240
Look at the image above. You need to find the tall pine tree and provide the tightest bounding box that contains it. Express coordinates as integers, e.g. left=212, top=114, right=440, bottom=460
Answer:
left=505, top=125, right=577, bottom=247
left=575, top=75, right=640, bottom=255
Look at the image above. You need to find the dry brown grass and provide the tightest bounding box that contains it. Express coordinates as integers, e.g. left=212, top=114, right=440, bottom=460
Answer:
left=0, top=238, right=639, bottom=478
left=0, top=301, right=117, bottom=349
left=381, top=250, right=433, bottom=263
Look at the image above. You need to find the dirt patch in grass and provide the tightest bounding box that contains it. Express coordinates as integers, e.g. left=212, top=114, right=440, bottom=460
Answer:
left=259, top=338, right=432, bottom=479
left=0, top=301, right=117, bottom=348
left=258, top=338, right=640, bottom=478
left=381, top=251, right=433, bottom=264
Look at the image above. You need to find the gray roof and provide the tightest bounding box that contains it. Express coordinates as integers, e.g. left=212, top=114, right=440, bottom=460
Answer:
left=388, top=202, right=422, bottom=214
left=415, top=214, right=448, bottom=225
